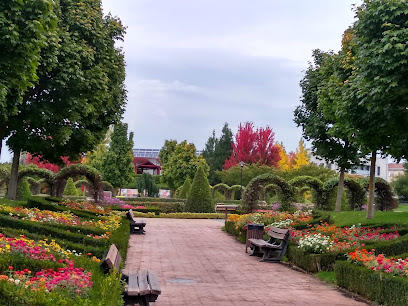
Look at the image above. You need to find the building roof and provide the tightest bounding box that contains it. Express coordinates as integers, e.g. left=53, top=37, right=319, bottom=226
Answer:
left=388, top=163, right=405, bottom=170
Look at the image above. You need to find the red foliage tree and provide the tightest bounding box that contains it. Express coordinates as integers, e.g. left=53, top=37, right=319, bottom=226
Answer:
left=25, top=153, right=77, bottom=173
left=223, top=122, right=281, bottom=169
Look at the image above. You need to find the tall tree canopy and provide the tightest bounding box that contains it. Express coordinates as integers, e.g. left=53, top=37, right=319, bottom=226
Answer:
left=102, top=122, right=135, bottom=189
left=5, top=0, right=127, bottom=199
left=223, top=122, right=280, bottom=169
left=159, top=140, right=209, bottom=192
left=295, top=48, right=361, bottom=211
left=202, top=123, right=233, bottom=185
left=329, top=0, right=408, bottom=218
left=0, top=0, right=57, bottom=156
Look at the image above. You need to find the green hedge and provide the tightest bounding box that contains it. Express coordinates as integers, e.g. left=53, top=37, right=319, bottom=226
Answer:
left=335, top=261, right=408, bottom=305
left=159, top=212, right=224, bottom=219
left=27, top=196, right=98, bottom=219
left=112, top=206, right=161, bottom=215
left=0, top=214, right=107, bottom=248
left=366, top=233, right=408, bottom=256
left=121, top=201, right=184, bottom=213
left=286, top=246, right=346, bottom=273
left=118, top=197, right=185, bottom=203
left=224, top=220, right=246, bottom=243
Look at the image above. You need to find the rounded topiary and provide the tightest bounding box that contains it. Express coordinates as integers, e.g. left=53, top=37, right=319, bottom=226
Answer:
left=179, top=177, right=192, bottom=199
left=63, top=178, right=79, bottom=196
left=185, top=166, right=214, bottom=213
left=17, top=178, right=32, bottom=200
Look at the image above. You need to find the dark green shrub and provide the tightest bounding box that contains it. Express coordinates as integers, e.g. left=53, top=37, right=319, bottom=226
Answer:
left=112, top=206, right=161, bottom=215
left=63, top=178, right=79, bottom=196
left=136, top=173, right=159, bottom=197
left=185, top=166, right=214, bottom=213
left=17, top=178, right=32, bottom=200
left=335, top=261, right=408, bottom=305
left=118, top=197, right=185, bottom=203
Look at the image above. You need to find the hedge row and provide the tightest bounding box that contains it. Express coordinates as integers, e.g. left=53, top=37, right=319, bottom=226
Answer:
left=28, top=196, right=99, bottom=219
left=335, top=261, right=408, bottom=305
left=125, top=201, right=185, bottom=213
left=292, top=211, right=330, bottom=230
left=118, top=197, right=186, bottom=203
left=159, top=213, right=224, bottom=219
left=0, top=214, right=107, bottom=247
left=112, top=206, right=161, bottom=215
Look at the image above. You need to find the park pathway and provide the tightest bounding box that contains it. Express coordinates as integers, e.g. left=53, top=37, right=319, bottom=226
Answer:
left=124, top=219, right=369, bottom=306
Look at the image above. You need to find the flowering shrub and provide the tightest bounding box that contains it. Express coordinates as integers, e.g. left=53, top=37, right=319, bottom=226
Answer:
left=0, top=262, right=93, bottom=297
left=298, top=233, right=333, bottom=253
left=104, top=197, right=125, bottom=207
left=61, top=200, right=108, bottom=214
left=347, top=249, right=408, bottom=277
left=229, top=210, right=313, bottom=232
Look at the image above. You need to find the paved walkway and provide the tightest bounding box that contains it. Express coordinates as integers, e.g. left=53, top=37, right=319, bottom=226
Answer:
left=124, top=219, right=369, bottom=306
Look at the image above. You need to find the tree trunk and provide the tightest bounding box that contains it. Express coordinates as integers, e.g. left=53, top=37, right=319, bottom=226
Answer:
left=366, top=151, right=377, bottom=219
left=335, top=166, right=345, bottom=212
left=6, top=149, right=21, bottom=200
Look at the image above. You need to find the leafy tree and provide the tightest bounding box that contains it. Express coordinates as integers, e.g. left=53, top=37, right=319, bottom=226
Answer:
left=292, top=139, right=310, bottom=170
left=25, top=154, right=76, bottom=173
left=330, top=1, right=408, bottom=218
left=179, top=177, right=192, bottom=199
left=282, top=164, right=337, bottom=183
left=136, top=172, right=158, bottom=197
left=391, top=173, right=408, bottom=201
left=159, top=140, right=209, bottom=192
left=102, top=122, right=135, bottom=190
left=63, top=178, right=79, bottom=196
left=295, top=47, right=362, bottom=212
left=82, top=129, right=112, bottom=172
left=5, top=0, right=126, bottom=199
left=276, top=143, right=292, bottom=171
left=185, top=166, right=214, bottom=213
left=223, top=122, right=280, bottom=169
left=0, top=0, right=57, bottom=157
left=202, top=123, right=233, bottom=185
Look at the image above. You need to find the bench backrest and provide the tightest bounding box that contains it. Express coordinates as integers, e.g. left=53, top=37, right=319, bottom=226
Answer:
left=101, top=244, right=122, bottom=272
left=267, top=227, right=289, bottom=241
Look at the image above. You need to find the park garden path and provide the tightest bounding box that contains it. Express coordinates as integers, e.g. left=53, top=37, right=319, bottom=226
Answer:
left=124, top=218, right=370, bottom=306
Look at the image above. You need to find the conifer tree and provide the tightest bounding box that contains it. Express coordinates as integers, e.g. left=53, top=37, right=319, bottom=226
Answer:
left=102, top=122, right=135, bottom=190
left=16, top=178, right=32, bottom=200
left=63, top=178, right=79, bottom=196
left=179, top=177, right=192, bottom=199
left=277, top=143, right=292, bottom=171
left=185, top=166, right=214, bottom=213
left=292, top=139, right=309, bottom=169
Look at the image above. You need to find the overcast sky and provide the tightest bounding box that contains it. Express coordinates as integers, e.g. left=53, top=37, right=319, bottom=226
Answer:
left=0, top=0, right=361, bottom=163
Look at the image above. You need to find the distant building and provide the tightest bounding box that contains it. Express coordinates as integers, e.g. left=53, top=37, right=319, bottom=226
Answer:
left=307, top=149, right=389, bottom=181
left=132, top=148, right=202, bottom=175
left=388, top=163, right=405, bottom=181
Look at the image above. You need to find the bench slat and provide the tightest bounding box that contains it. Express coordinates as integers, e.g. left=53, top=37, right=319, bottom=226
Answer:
left=147, top=270, right=161, bottom=295
left=128, top=273, right=140, bottom=296
left=106, top=244, right=119, bottom=269
left=248, top=238, right=267, bottom=247
left=114, top=250, right=122, bottom=271
left=138, top=270, right=150, bottom=295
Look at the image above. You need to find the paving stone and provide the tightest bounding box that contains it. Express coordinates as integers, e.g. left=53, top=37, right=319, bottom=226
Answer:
left=124, top=219, right=369, bottom=306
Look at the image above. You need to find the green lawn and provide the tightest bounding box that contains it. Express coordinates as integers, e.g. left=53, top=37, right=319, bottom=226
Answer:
left=329, top=206, right=408, bottom=227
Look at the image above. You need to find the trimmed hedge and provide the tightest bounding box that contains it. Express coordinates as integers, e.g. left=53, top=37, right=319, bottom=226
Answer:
left=118, top=197, right=186, bottom=203
left=112, top=206, right=161, bottom=215
left=286, top=246, right=346, bottom=273
left=0, top=214, right=107, bottom=247
left=159, top=213, right=224, bottom=219
left=122, top=201, right=184, bottom=213
left=224, top=220, right=246, bottom=243
left=335, top=261, right=408, bottom=305
left=27, top=196, right=99, bottom=219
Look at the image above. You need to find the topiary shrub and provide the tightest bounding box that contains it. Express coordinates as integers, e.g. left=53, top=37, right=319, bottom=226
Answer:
left=179, top=177, right=192, bottom=199
left=63, top=178, right=79, bottom=196
left=185, top=166, right=214, bottom=213
left=242, top=174, right=294, bottom=213
left=16, top=178, right=32, bottom=200
left=288, top=176, right=324, bottom=208
left=359, top=177, right=397, bottom=211
left=322, top=177, right=366, bottom=211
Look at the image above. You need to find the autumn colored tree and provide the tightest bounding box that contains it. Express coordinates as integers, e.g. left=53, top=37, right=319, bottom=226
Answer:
left=25, top=154, right=76, bottom=173
left=223, top=122, right=280, bottom=169
left=292, top=139, right=309, bottom=169
left=276, top=143, right=292, bottom=171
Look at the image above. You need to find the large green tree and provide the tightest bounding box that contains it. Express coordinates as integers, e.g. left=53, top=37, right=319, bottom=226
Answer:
left=332, top=0, right=408, bottom=218
left=295, top=49, right=360, bottom=212
left=5, top=0, right=126, bottom=199
left=136, top=172, right=159, bottom=197
left=102, top=122, right=135, bottom=190
left=159, top=140, right=209, bottom=192
left=202, top=123, right=233, bottom=185
left=0, top=0, right=57, bottom=157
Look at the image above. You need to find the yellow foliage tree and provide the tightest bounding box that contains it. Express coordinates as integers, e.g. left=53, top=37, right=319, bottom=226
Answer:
left=293, top=139, right=309, bottom=169
left=277, top=143, right=292, bottom=171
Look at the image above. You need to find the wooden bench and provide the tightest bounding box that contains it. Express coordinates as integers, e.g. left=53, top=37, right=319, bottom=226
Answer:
left=248, top=227, right=290, bottom=262
left=126, top=209, right=146, bottom=234
left=101, top=244, right=161, bottom=306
